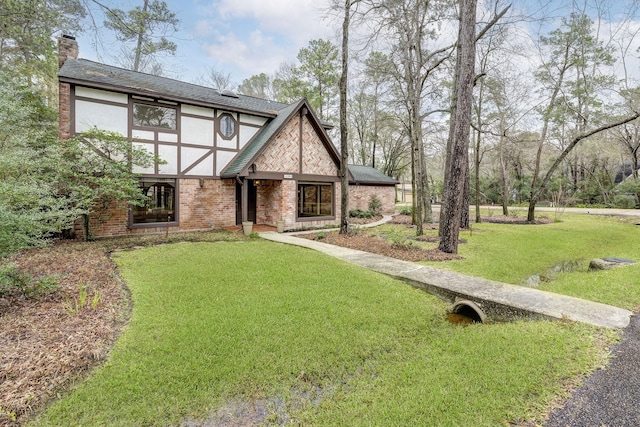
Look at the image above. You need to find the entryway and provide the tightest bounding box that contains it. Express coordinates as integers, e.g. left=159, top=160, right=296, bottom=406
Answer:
left=235, top=180, right=257, bottom=225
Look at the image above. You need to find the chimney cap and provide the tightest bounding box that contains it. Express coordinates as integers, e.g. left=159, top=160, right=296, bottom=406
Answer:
left=62, top=34, right=76, bottom=40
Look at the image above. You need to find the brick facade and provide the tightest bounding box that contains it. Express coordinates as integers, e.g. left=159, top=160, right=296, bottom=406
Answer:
left=251, top=111, right=341, bottom=231
left=76, top=179, right=237, bottom=238
left=301, top=116, right=338, bottom=176
left=349, top=185, right=396, bottom=214
left=254, top=116, right=300, bottom=172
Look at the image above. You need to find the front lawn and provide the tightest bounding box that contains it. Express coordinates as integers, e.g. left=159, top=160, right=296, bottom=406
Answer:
left=32, top=240, right=614, bottom=426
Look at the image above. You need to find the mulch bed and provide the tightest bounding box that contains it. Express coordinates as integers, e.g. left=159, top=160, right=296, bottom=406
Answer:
left=300, top=230, right=460, bottom=262
left=0, top=242, right=129, bottom=426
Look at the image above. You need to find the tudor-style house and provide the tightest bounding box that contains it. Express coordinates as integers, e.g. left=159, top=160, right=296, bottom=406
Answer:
left=57, top=35, right=397, bottom=238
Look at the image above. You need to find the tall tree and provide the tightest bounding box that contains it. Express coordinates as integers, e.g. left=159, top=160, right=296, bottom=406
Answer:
left=439, top=0, right=477, bottom=254
left=275, top=39, right=340, bottom=122
left=103, top=0, right=179, bottom=72
left=0, top=0, right=84, bottom=100
left=238, top=73, right=276, bottom=99
left=339, top=2, right=357, bottom=234
left=372, top=0, right=455, bottom=235
left=199, top=68, right=236, bottom=90
left=526, top=11, right=638, bottom=221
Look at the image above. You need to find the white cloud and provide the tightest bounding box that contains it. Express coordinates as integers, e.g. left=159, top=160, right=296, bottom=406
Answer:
left=202, top=30, right=288, bottom=78
left=211, top=0, right=336, bottom=47
left=193, top=0, right=339, bottom=79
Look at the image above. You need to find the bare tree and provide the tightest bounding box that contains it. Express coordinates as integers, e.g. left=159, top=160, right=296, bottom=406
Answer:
left=370, top=0, right=456, bottom=235
left=198, top=68, right=236, bottom=90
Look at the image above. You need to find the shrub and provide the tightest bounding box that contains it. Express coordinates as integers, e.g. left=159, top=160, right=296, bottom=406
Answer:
left=399, top=206, right=412, bottom=216
left=614, top=194, right=637, bottom=209
left=349, top=209, right=376, bottom=219
left=386, top=229, right=413, bottom=249
left=0, top=262, right=58, bottom=298
left=368, top=194, right=383, bottom=215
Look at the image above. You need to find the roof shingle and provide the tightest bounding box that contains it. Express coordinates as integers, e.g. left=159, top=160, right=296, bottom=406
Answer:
left=58, top=59, right=290, bottom=116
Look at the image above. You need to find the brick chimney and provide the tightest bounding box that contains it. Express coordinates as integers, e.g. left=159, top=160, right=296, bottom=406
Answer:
left=58, top=34, right=78, bottom=69
left=58, top=35, right=78, bottom=140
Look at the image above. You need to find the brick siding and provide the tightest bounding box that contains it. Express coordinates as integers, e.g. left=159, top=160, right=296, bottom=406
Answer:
left=254, top=116, right=300, bottom=172
left=75, top=179, right=237, bottom=239
left=348, top=185, right=396, bottom=214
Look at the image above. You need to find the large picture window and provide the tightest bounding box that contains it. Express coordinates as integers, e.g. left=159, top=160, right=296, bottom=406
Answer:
left=133, top=103, right=177, bottom=129
left=133, top=179, right=176, bottom=224
left=298, top=182, right=333, bottom=218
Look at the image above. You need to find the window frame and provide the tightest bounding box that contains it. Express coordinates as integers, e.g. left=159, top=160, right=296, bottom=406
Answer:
left=297, top=182, right=335, bottom=220
left=130, top=178, right=179, bottom=228
left=217, top=113, right=237, bottom=140
left=132, top=101, right=178, bottom=131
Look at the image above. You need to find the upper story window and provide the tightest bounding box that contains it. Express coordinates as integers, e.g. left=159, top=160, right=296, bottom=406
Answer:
left=218, top=114, right=236, bottom=139
left=133, top=103, right=177, bottom=130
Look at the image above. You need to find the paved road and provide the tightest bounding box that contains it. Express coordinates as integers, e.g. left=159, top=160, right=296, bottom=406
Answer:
left=545, top=314, right=640, bottom=426
left=410, top=204, right=640, bottom=218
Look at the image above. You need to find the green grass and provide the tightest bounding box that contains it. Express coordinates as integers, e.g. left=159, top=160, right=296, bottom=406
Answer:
left=32, top=240, right=613, bottom=426
left=426, top=214, right=640, bottom=310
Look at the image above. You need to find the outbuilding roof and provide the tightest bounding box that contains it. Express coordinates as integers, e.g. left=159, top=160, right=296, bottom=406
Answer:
left=348, top=165, right=399, bottom=185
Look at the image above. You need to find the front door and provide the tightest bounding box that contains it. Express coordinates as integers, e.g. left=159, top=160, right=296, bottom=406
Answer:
left=235, top=180, right=257, bottom=225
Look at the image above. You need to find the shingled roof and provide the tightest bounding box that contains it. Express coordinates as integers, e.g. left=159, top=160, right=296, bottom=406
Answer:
left=348, top=165, right=398, bottom=185
left=58, top=58, right=290, bottom=117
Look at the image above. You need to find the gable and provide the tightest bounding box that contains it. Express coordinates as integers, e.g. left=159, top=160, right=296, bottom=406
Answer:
left=300, top=115, right=338, bottom=176
left=222, top=100, right=339, bottom=178
left=253, top=115, right=300, bottom=173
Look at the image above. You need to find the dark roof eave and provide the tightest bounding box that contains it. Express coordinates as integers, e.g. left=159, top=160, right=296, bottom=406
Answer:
left=349, top=180, right=399, bottom=186
left=58, top=76, right=279, bottom=119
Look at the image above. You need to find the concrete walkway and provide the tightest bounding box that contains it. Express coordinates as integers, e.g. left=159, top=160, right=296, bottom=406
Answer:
left=259, top=228, right=632, bottom=329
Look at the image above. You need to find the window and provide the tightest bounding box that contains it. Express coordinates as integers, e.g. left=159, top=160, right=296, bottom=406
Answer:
left=218, top=114, right=236, bottom=139
left=298, top=183, right=333, bottom=218
left=133, top=103, right=176, bottom=129
left=133, top=179, right=176, bottom=224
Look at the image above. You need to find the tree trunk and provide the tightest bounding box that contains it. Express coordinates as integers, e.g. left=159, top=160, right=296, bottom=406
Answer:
left=461, top=153, right=470, bottom=229
left=133, top=0, right=149, bottom=72
left=439, top=0, right=477, bottom=254
left=339, top=0, right=351, bottom=234
left=83, top=213, right=92, bottom=242
left=498, top=127, right=509, bottom=216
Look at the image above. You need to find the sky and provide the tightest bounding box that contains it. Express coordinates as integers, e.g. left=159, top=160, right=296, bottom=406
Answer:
left=77, top=0, right=339, bottom=86
left=74, top=0, right=640, bottom=89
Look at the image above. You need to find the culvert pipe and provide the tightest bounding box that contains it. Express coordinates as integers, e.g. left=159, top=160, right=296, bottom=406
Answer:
left=450, top=300, right=487, bottom=323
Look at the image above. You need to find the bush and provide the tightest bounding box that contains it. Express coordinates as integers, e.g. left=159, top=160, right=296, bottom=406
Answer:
left=385, top=229, right=413, bottom=249
left=368, top=194, right=383, bottom=215
left=614, top=194, right=637, bottom=209
left=0, top=262, right=58, bottom=298
left=399, top=206, right=412, bottom=215
left=349, top=209, right=376, bottom=219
